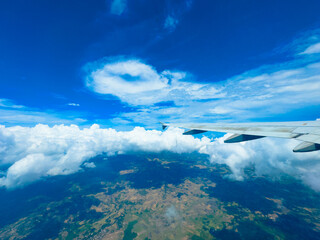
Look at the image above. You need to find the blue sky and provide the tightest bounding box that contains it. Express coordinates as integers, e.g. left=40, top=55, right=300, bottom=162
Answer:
left=2, top=0, right=320, bottom=189
left=1, top=0, right=320, bottom=128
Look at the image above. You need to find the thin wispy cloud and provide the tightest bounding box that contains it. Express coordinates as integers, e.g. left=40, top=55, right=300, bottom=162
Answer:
left=185, top=0, right=193, bottom=9
left=5, top=32, right=319, bottom=128
left=0, top=98, right=25, bottom=109
left=163, top=0, right=193, bottom=32
left=67, top=103, right=80, bottom=107
left=86, top=33, right=320, bottom=125
left=110, top=0, right=127, bottom=15
left=164, top=15, right=179, bottom=31
left=1, top=109, right=86, bottom=126
left=0, top=101, right=87, bottom=127
left=300, top=42, right=320, bottom=54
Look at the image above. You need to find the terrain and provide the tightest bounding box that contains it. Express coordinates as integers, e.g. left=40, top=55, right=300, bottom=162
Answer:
left=0, top=152, right=320, bottom=239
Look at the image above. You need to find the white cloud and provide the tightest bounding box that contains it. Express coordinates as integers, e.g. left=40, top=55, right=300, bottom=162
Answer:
left=165, top=205, right=180, bottom=222
left=88, top=59, right=167, bottom=95
left=86, top=55, right=320, bottom=125
left=110, top=0, right=127, bottom=15
left=0, top=124, right=204, bottom=188
left=0, top=98, right=25, bottom=109
left=164, top=15, right=179, bottom=31
left=86, top=58, right=221, bottom=105
left=300, top=42, right=320, bottom=54
left=67, top=103, right=80, bottom=107
left=163, top=1, right=193, bottom=32
left=0, top=124, right=320, bottom=191
left=83, top=162, right=96, bottom=168
left=0, top=98, right=88, bottom=126
left=0, top=108, right=87, bottom=126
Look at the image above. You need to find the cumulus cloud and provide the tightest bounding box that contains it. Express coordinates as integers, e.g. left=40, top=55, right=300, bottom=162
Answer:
left=0, top=124, right=320, bottom=191
left=202, top=134, right=320, bottom=192
left=110, top=0, right=127, bottom=15
left=0, top=124, right=205, bottom=188
left=83, top=162, right=96, bottom=168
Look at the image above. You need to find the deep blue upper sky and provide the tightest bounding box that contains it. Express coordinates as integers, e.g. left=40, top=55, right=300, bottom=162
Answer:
left=1, top=0, right=320, bottom=127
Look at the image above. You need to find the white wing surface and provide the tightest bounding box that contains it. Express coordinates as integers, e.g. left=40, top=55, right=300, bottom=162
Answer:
left=161, top=121, right=320, bottom=152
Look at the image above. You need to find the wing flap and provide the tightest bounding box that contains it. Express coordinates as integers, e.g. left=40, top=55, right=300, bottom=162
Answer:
left=295, top=134, right=320, bottom=145
left=170, top=123, right=298, bottom=139
left=183, top=129, right=207, bottom=135
left=293, top=142, right=320, bottom=152
left=224, top=134, right=265, bottom=143
left=164, top=121, right=320, bottom=145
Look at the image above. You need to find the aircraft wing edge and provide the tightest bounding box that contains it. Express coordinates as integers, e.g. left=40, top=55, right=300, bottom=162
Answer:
left=160, top=122, right=320, bottom=152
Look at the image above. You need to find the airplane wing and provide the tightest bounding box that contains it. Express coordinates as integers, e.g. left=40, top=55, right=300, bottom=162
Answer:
left=161, top=121, right=320, bottom=152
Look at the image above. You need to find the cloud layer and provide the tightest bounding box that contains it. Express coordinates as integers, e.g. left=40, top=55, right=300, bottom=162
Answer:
left=0, top=124, right=204, bottom=188
left=2, top=32, right=319, bottom=127
left=86, top=40, right=320, bottom=125
left=1, top=124, right=320, bottom=191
